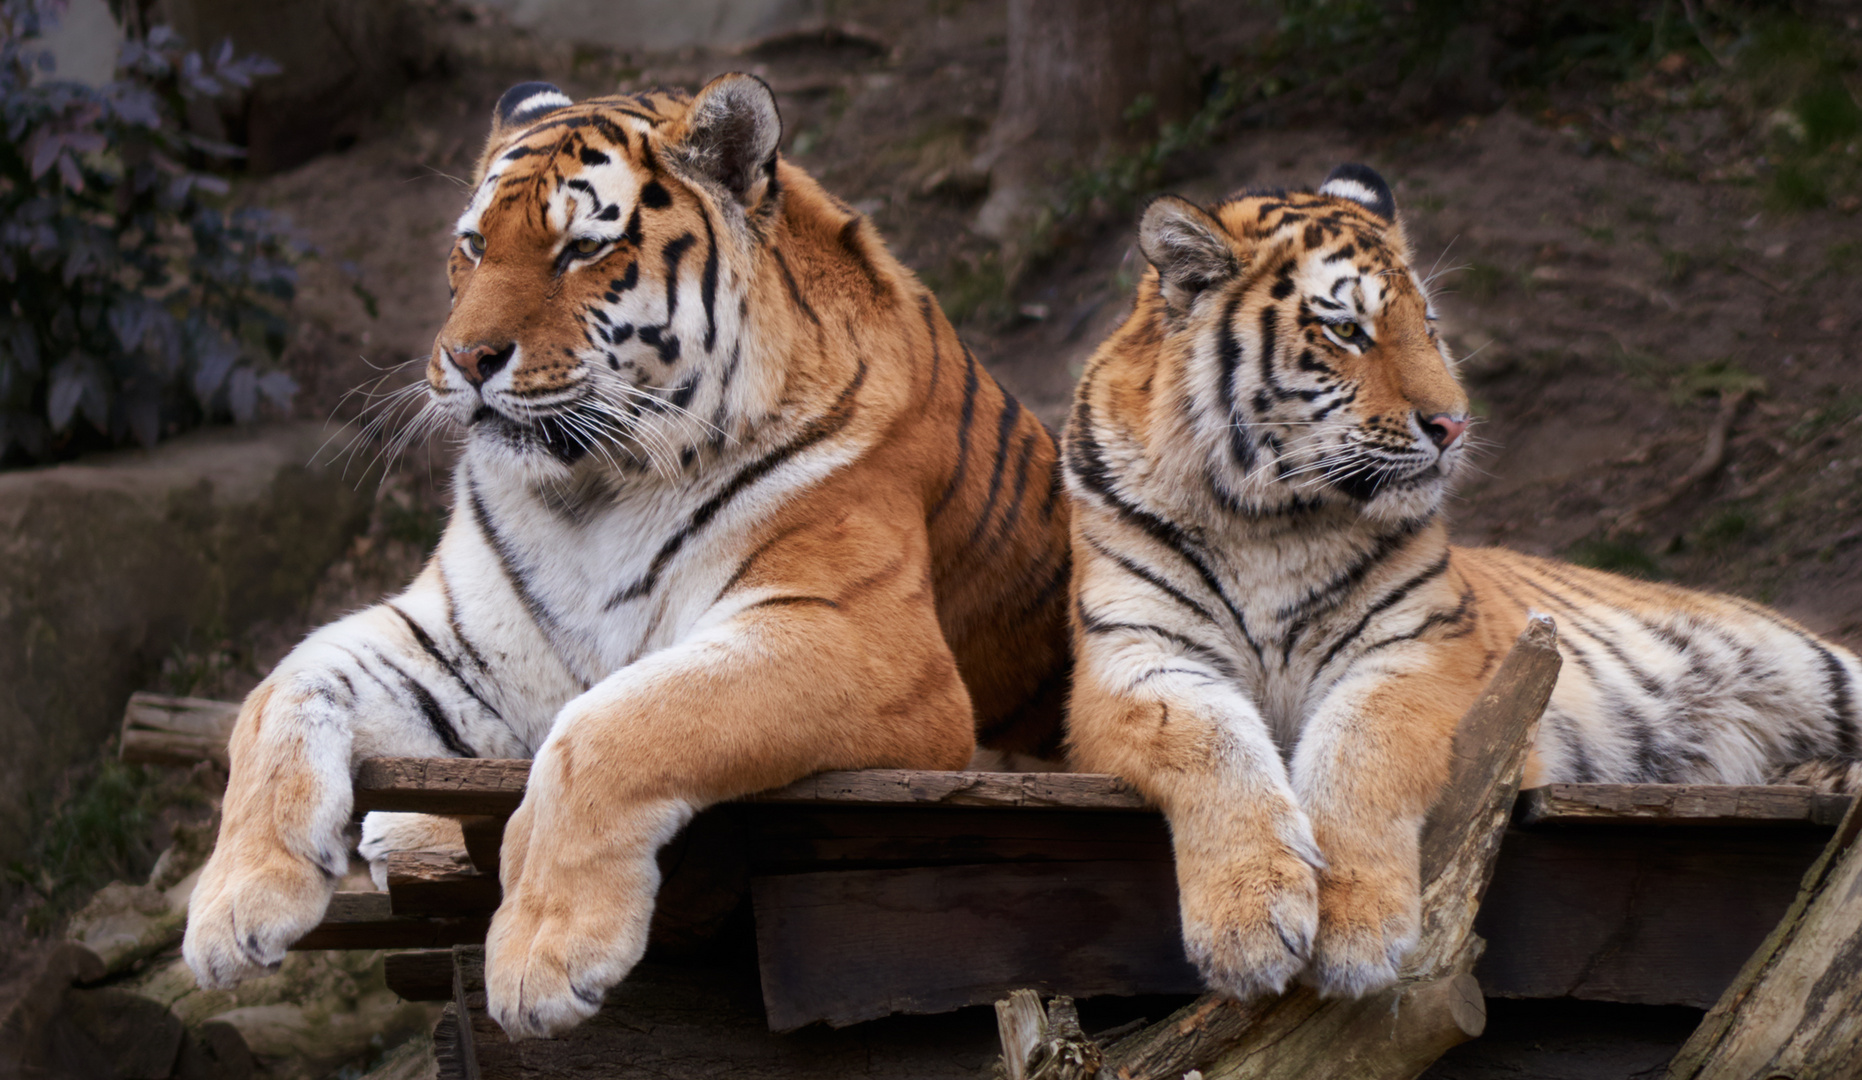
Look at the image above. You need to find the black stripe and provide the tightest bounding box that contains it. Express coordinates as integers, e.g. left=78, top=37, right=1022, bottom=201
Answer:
left=1078, top=599, right=1239, bottom=680
left=1316, top=550, right=1451, bottom=674
left=1358, top=586, right=1477, bottom=655
left=745, top=595, right=840, bottom=610
left=465, top=466, right=586, bottom=686
left=966, top=393, right=1024, bottom=544
left=771, top=248, right=819, bottom=326
left=837, top=217, right=888, bottom=300
left=387, top=603, right=504, bottom=721
left=1278, top=523, right=1423, bottom=662
left=438, top=567, right=491, bottom=672
left=697, top=205, right=720, bottom=352
left=372, top=650, right=476, bottom=758
left=1066, top=386, right=1263, bottom=662
left=1213, top=293, right=1257, bottom=473
left=980, top=432, right=1040, bottom=556
left=1813, top=643, right=1859, bottom=758
left=607, top=362, right=868, bottom=608
left=1084, top=534, right=1217, bottom=626
left=660, top=232, right=696, bottom=321
left=928, top=345, right=981, bottom=522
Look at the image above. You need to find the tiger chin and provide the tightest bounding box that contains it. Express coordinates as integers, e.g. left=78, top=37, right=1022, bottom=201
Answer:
left=1061, top=163, right=1862, bottom=1002
left=182, top=74, right=1072, bottom=1039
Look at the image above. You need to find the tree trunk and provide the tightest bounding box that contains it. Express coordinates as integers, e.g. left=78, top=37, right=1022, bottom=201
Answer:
left=1663, top=792, right=1862, bottom=1080
left=975, top=0, right=1194, bottom=254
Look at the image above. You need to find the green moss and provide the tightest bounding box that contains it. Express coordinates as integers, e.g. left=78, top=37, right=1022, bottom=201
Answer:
left=1567, top=536, right=1663, bottom=580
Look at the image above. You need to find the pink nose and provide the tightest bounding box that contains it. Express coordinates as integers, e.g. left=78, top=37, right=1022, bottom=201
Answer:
left=1422, top=413, right=1468, bottom=449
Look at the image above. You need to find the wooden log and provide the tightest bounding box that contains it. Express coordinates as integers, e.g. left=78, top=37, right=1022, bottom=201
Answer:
left=995, top=991, right=1102, bottom=1080
left=384, top=949, right=456, bottom=1002
left=1663, top=792, right=1862, bottom=1079
left=1518, top=784, right=1852, bottom=828
left=1097, top=616, right=1562, bottom=1080
left=118, top=692, right=239, bottom=769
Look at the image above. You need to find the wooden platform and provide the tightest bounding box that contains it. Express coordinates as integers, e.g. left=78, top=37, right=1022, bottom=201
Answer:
left=297, top=759, right=1853, bottom=1054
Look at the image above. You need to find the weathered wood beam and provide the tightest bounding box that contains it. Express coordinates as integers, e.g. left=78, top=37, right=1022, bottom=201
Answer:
left=384, top=949, right=456, bottom=1003
left=1664, top=792, right=1862, bottom=1079
left=289, top=891, right=488, bottom=951
left=117, top=692, right=239, bottom=769
left=385, top=851, right=499, bottom=917
left=1096, top=616, right=1562, bottom=1080
left=1519, top=784, right=1851, bottom=828
left=353, top=758, right=1150, bottom=816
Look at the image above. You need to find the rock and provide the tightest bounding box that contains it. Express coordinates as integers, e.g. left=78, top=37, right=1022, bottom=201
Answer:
left=0, top=422, right=372, bottom=871
left=133, top=949, right=440, bottom=1080
left=62, top=987, right=186, bottom=1079
left=358, top=1032, right=437, bottom=1080
left=173, top=1021, right=255, bottom=1080
left=66, top=882, right=188, bottom=975
left=0, top=942, right=107, bottom=1078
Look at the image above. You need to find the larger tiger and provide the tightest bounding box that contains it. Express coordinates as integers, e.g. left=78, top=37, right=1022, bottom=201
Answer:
left=182, top=74, right=1070, bottom=1038
left=1063, top=163, right=1862, bottom=1002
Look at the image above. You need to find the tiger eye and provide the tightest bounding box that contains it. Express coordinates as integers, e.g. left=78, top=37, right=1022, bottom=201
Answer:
left=1333, top=322, right=1358, bottom=339
left=462, top=231, right=486, bottom=256
left=572, top=237, right=602, bottom=255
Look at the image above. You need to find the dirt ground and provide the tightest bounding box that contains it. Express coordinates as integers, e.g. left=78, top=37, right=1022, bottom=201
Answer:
left=247, top=0, right=1862, bottom=669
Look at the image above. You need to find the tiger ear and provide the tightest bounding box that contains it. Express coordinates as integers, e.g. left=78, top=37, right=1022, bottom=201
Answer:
left=1139, top=195, right=1240, bottom=314
left=1319, top=163, right=1396, bottom=221
left=490, top=82, right=572, bottom=141
left=667, top=72, right=782, bottom=207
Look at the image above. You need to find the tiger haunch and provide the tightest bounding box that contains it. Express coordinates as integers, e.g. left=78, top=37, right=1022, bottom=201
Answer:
left=1062, top=163, right=1862, bottom=1002
left=183, top=74, right=1071, bottom=1039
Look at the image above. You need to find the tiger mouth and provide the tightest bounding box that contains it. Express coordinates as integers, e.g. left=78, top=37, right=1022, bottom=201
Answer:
left=1325, top=457, right=1447, bottom=501
left=470, top=405, right=589, bottom=464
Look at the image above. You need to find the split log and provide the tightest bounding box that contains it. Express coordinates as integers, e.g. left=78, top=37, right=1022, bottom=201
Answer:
left=118, top=692, right=239, bottom=769
left=1518, top=783, right=1850, bottom=828
left=1663, top=792, right=1862, bottom=1079
left=1093, top=616, right=1562, bottom=1080
left=996, top=991, right=1102, bottom=1080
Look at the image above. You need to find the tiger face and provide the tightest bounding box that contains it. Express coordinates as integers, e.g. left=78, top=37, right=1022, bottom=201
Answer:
left=1137, top=165, right=1470, bottom=525
left=427, top=78, right=780, bottom=476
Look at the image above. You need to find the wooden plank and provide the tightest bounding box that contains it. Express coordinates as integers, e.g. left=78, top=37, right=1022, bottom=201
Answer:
left=1473, top=827, right=1829, bottom=1008
left=118, top=692, right=239, bottom=769
left=751, top=860, right=1200, bottom=1032
left=289, top=892, right=489, bottom=951
left=353, top=758, right=532, bottom=816
left=352, top=759, right=1148, bottom=817
left=1518, top=783, right=1853, bottom=828
left=386, top=851, right=500, bottom=917
left=1666, top=795, right=1862, bottom=1078
left=737, top=806, right=1173, bottom=871
left=383, top=949, right=456, bottom=1002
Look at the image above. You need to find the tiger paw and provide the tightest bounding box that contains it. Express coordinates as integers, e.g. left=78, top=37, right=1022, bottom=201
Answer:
left=1307, top=863, right=1419, bottom=998
left=183, top=836, right=340, bottom=989
left=483, top=857, right=656, bottom=1039
left=1176, top=818, right=1323, bottom=999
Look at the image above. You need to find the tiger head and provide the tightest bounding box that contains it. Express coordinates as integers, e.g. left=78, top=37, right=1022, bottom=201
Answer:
left=1135, top=164, right=1470, bottom=524
left=426, top=75, right=783, bottom=475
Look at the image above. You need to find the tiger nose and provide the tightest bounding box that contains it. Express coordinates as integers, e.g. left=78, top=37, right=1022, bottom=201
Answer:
left=1420, top=412, right=1469, bottom=449
left=447, top=342, right=515, bottom=386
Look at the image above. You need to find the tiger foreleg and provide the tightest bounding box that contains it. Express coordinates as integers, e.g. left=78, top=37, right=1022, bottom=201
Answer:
left=484, top=511, right=975, bottom=1039
left=1068, top=652, right=1321, bottom=1001
left=1289, top=652, right=1472, bottom=998
left=184, top=574, right=524, bottom=989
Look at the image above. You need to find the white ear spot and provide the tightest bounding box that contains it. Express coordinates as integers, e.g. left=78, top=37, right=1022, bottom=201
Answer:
left=1320, top=177, right=1378, bottom=206
left=511, top=90, right=572, bottom=122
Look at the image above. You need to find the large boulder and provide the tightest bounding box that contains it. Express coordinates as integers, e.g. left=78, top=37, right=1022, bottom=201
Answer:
left=0, top=422, right=372, bottom=870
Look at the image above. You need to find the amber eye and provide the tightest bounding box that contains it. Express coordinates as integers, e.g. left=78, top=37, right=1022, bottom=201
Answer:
left=571, top=237, right=603, bottom=256
left=461, top=231, right=485, bottom=257
left=1331, top=321, right=1360, bottom=341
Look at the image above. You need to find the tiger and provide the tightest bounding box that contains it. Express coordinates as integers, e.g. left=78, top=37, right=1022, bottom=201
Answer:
left=1061, top=163, right=1862, bottom=1003
left=181, top=74, right=1071, bottom=1039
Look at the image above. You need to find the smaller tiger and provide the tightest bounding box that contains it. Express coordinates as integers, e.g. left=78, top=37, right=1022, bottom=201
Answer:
left=1062, top=163, right=1862, bottom=1002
